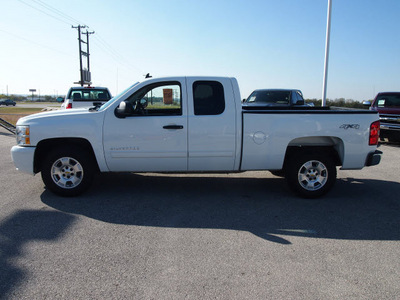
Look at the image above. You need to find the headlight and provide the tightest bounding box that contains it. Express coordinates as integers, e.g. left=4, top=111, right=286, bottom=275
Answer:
left=16, top=125, right=30, bottom=145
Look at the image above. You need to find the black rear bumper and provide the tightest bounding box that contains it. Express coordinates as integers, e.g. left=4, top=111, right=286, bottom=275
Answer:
left=366, top=150, right=383, bottom=167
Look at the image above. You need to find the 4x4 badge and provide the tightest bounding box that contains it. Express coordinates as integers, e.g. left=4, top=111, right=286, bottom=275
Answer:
left=340, top=124, right=360, bottom=130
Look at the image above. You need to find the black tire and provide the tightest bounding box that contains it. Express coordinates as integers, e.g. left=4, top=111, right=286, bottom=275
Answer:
left=285, top=153, right=336, bottom=198
left=41, top=146, right=95, bottom=197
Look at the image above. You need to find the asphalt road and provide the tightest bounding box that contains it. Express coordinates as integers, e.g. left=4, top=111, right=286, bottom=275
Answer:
left=1, top=126, right=399, bottom=299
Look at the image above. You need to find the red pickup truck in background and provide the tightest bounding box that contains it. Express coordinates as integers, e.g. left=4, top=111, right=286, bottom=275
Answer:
left=365, top=92, right=400, bottom=142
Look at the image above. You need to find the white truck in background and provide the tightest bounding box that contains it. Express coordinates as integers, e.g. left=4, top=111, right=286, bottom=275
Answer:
left=11, top=76, right=382, bottom=198
left=60, top=86, right=112, bottom=109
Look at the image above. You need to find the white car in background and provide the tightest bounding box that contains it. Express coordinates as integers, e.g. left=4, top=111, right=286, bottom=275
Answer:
left=61, top=86, right=112, bottom=109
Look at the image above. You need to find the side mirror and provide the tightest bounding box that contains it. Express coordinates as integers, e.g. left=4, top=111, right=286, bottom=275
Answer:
left=139, top=98, right=148, bottom=108
left=56, top=97, right=64, bottom=103
left=295, top=100, right=305, bottom=105
left=362, top=101, right=372, bottom=107
left=115, top=100, right=134, bottom=118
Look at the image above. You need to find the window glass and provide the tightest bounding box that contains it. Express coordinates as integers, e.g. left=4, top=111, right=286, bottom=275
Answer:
left=193, top=81, right=225, bottom=115
left=126, top=82, right=182, bottom=116
left=294, top=91, right=304, bottom=104
left=376, top=94, right=400, bottom=107
left=245, top=90, right=290, bottom=105
left=69, top=89, right=111, bottom=102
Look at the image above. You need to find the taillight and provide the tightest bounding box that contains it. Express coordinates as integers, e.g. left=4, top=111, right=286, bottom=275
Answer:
left=66, top=103, right=72, bottom=109
left=369, top=121, right=380, bottom=145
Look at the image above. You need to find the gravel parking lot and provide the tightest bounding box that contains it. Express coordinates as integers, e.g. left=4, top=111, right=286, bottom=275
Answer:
left=1, top=126, right=399, bottom=299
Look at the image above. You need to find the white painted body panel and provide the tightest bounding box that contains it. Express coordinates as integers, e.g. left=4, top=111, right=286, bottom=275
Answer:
left=14, top=108, right=109, bottom=172
left=10, top=145, right=36, bottom=175
left=241, top=111, right=378, bottom=170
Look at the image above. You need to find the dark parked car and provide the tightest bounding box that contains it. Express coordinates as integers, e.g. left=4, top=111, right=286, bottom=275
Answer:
left=364, top=92, right=400, bottom=142
left=0, top=99, right=16, bottom=106
left=243, top=89, right=311, bottom=107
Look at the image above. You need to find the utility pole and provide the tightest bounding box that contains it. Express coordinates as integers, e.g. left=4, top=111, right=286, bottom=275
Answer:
left=72, top=25, right=95, bottom=86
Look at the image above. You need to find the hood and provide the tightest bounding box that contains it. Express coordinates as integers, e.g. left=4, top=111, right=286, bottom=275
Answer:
left=16, top=108, right=94, bottom=125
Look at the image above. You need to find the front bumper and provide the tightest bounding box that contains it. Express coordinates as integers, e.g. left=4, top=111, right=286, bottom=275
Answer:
left=365, top=150, right=382, bottom=167
left=11, top=145, right=36, bottom=175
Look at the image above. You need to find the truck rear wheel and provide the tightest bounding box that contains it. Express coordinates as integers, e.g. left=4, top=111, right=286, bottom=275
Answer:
left=41, top=146, right=95, bottom=197
left=285, top=153, right=336, bottom=198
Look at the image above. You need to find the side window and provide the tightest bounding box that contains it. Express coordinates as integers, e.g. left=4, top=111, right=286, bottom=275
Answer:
left=126, top=81, right=182, bottom=116
left=193, top=81, right=225, bottom=115
left=294, top=91, right=304, bottom=105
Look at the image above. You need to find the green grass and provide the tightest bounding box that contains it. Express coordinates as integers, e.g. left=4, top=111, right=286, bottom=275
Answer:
left=0, top=107, right=43, bottom=114
left=0, top=107, right=44, bottom=125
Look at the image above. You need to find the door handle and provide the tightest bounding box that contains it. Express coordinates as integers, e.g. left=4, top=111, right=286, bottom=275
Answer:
left=163, top=125, right=184, bottom=130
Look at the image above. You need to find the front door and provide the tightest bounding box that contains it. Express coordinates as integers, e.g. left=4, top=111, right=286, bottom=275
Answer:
left=103, top=80, right=188, bottom=172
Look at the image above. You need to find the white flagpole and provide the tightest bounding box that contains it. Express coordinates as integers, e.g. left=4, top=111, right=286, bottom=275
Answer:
left=322, top=0, right=332, bottom=107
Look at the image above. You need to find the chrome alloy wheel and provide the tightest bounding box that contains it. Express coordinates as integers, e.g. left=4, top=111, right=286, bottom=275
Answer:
left=51, top=157, right=84, bottom=189
left=297, top=160, right=328, bottom=191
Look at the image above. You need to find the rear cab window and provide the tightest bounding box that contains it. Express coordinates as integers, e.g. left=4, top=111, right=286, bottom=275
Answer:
left=193, top=81, right=225, bottom=115
left=375, top=93, right=400, bottom=108
left=67, top=88, right=111, bottom=102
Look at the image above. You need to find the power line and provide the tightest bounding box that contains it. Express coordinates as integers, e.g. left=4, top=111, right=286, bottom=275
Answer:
left=31, top=0, right=83, bottom=25
left=17, top=0, right=146, bottom=77
left=17, top=0, right=73, bottom=26
left=0, top=28, right=73, bottom=57
left=92, top=34, right=144, bottom=73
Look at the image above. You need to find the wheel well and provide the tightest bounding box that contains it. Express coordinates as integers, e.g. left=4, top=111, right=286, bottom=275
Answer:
left=34, top=138, right=99, bottom=173
left=283, top=145, right=342, bottom=170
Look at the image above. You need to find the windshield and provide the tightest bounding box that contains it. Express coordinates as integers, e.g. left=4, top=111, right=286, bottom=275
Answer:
left=98, top=82, right=140, bottom=111
left=245, top=90, right=290, bottom=105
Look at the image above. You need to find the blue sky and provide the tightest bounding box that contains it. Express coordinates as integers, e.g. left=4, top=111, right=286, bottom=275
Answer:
left=1, top=0, right=399, bottom=101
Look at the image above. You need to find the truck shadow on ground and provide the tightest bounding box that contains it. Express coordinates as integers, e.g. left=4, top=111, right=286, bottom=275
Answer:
left=0, top=210, right=75, bottom=299
left=41, top=173, right=400, bottom=245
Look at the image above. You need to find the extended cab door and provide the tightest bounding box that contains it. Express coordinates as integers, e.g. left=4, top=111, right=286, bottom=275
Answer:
left=103, top=79, right=188, bottom=172
left=186, top=78, right=239, bottom=171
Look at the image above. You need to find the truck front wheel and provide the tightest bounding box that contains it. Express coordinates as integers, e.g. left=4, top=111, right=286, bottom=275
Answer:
left=285, top=153, right=336, bottom=198
left=41, top=146, right=95, bottom=197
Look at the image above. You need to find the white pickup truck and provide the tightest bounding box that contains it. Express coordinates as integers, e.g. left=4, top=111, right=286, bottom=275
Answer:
left=11, top=76, right=382, bottom=198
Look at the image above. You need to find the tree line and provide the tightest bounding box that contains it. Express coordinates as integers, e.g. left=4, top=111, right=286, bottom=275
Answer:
left=305, top=98, right=370, bottom=109
left=0, top=94, right=60, bottom=102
